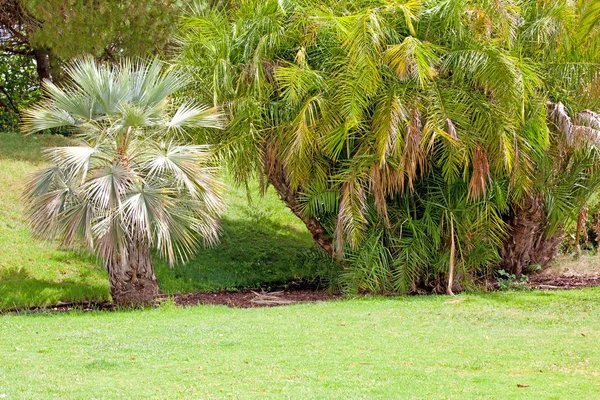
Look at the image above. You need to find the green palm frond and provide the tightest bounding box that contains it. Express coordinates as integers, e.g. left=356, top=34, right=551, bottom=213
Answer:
left=177, top=0, right=600, bottom=293
left=384, top=36, right=440, bottom=87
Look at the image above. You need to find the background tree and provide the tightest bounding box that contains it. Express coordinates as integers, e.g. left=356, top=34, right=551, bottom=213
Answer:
left=22, top=58, right=225, bottom=305
left=0, top=0, right=183, bottom=130
left=178, top=0, right=600, bottom=293
left=0, top=50, right=38, bottom=130
left=1, top=0, right=182, bottom=81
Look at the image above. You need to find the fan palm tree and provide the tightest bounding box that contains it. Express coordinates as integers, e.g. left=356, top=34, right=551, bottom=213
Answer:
left=177, top=0, right=600, bottom=293
left=22, top=58, right=225, bottom=305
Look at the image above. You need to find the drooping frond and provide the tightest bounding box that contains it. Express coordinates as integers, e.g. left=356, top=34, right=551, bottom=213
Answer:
left=336, top=172, right=367, bottom=255
left=384, top=36, right=440, bottom=87
left=468, top=146, right=491, bottom=201
left=175, top=0, right=600, bottom=293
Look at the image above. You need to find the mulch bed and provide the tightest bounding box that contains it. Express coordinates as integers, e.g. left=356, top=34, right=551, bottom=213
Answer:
left=529, top=274, right=600, bottom=290
left=171, top=289, right=340, bottom=308
left=1, top=288, right=339, bottom=314
left=4, top=274, right=600, bottom=314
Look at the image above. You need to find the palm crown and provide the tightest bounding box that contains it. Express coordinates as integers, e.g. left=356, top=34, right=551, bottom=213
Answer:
left=22, top=58, right=225, bottom=304
left=178, top=0, right=600, bottom=292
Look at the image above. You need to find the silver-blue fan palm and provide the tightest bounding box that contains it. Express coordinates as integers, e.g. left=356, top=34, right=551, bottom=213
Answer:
left=22, top=58, right=225, bottom=305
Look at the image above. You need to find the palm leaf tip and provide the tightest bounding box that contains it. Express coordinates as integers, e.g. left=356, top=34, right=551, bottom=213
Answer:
left=167, top=103, right=225, bottom=130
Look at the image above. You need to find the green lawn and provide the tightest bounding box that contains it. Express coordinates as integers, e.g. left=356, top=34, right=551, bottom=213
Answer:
left=1, top=289, right=599, bottom=399
left=2, top=132, right=600, bottom=399
left=0, top=131, right=323, bottom=309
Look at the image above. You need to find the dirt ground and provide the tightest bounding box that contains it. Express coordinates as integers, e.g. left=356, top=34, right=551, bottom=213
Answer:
left=171, top=289, right=340, bottom=308
left=529, top=255, right=600, bottom=289
left=2, top=289, right=339, bottom=313
left=7, top=256, right=600, bottom=313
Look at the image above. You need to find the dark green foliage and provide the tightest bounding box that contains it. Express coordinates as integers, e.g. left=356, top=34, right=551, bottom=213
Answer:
left=0, top=0, right=183, bottom=89
left=496, top=270, right=530, bottom=291
left=24, top=0, right=182, bottom=60
left=0, top=52, right=41, bottom=128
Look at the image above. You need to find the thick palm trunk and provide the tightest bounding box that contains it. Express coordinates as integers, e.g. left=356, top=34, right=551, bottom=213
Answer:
left=268, top=173, right=333, bottom=256
left=107, top=242, right=158, bottom=306
left=501, top=195, right=562, bottom=278
left=264, top=146, right=334, bottom=257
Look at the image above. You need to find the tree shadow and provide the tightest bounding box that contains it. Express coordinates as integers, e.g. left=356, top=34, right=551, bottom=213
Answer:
left=0, top=132, right=71, bottom=163
left=0, top=267, right=110, bottom=310
left=155, top=215, right=334, bottom=293
left=0, top=214, right=331, bottom=309
left=0, top=168, right=335, bottom=307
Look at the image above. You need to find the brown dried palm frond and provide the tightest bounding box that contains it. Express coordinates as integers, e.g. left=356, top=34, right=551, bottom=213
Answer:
left=401, top=108, right=425, bottom=191
left=547, top=101, right=573, bottom=145
left=468, top=146, right=491, bottom=201
left=573, top=110, right=600, bottom=146
left=368, top=160, right=406, bottom=227
left=446, top=118, right=458, bottom=141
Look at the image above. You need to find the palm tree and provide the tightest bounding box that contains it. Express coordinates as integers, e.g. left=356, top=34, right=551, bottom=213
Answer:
left=22, top=58, right=225, bottom=305
left=177, top=0, right=600, bottom=293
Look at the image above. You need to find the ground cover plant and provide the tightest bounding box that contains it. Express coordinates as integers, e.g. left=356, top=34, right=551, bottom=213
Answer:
left=1, top=289, right=600, bottom=399
left=0, top=131, right=320, bottom=309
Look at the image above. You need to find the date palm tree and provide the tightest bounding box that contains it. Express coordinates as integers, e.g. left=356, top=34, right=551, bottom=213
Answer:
left=178, top=0, right=600, bottom=293
left=22, top=58, right=225, bottom=305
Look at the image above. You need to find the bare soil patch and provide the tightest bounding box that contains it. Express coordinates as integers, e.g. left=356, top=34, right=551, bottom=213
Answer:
left=171, top=289, right=340, bottom=308
left=1, top=287, right=339, bottom=314
left=529, top=274, right=600, bottom=289
left=529, top=255, right=600, bottom=289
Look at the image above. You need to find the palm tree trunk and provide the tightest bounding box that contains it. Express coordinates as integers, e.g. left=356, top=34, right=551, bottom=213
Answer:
left=264, top=146, right=334, bottom=257
left=107, top=241, right=158, bottom=306
left=574, top=207, right=587, bottom=259
left=268, top=172, right=334, bottom=256
left=501, top=195, right=562, bottom=278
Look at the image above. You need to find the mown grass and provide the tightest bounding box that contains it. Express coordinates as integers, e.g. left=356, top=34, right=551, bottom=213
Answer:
left=0, top=131, right=323, bottom=309
left=1, top=289, right=600, bottom=399
left=0, top=132, right=110, bottom=308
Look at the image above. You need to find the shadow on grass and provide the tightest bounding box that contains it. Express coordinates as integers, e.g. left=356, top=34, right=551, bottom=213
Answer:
left=0, top=214, right=332, bottom=309
left=155, top=216, right=335, bottom=294
left=0, top=267, right=110, bottom=309
left=0, top=132, right=72, bottom=164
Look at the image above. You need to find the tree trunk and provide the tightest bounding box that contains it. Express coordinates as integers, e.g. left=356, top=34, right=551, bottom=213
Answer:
left=574, top=207, right=588, bottom=259
left=33, top=49, right=52, bottom=82
left=447, top=217, right=455, bottom=296
left=263, top=143, right=334, bottom=257
left=501, top=195, right=562, bottom=278
left=575, top=209, right=583, bottom=259
left=107, top=242, right=158, bottom=306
